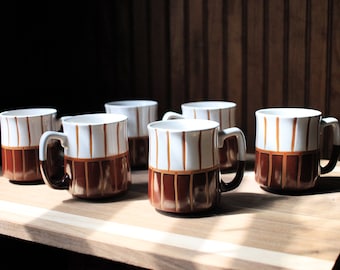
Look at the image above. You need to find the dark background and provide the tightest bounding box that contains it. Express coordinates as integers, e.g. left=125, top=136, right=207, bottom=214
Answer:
left=4, top=1, right=135, bottom=118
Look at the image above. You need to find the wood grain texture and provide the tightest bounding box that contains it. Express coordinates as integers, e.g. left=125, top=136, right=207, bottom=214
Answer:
left=0, top=159, right=339, bottom=270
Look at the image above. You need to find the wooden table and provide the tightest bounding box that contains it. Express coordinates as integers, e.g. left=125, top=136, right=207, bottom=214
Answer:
left=0, top=157, right=339, bottom=270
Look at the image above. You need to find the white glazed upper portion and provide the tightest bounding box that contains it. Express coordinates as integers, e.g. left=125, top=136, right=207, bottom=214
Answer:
left=62, top=113, right=128, bottom=158
left=148, top=119, right=220, bottom=171
left=0, top=108, right=58, bottom=147
left=105, top=100, right=158, bottom=137
left=255, top=108, right=322, bottom=152
left=180, top=101, right=236, bottom=129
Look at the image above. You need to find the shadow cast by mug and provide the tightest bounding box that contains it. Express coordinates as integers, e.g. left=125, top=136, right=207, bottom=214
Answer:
left=153, top=192, right=285, bottom=219
left=9, top=179, right=45, bottom=185
left=60, top=182, right=149, bottom=204
left=260, top=176, right=340, bottom=196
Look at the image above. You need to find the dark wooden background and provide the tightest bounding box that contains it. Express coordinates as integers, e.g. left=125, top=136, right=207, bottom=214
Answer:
left=4, top=0, right=340, bottom=154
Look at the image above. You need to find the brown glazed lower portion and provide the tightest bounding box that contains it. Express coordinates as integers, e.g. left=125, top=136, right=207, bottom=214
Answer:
left=64, top=152, right=131, bottom=199
left=219, top=135, right=238, bottom=172
left=2, top=141, right=62, bottom=183
left=255, top=148, right=320, bottom=191
left=129, top=136, right=148, bottom=170
left=148, top=167, right=220, bottom=213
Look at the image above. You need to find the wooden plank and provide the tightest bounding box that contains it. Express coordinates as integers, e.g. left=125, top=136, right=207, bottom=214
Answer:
left=169, top=0, right=186, bottom=112
left=207, top=0, right=224, bottom=100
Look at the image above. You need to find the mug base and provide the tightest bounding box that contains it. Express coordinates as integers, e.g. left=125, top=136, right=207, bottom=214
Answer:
left=260, top=185, right=316, bottom=195
left=9, top=179, right=44, bottom=185
left=154, top=205, right=219, bottom=217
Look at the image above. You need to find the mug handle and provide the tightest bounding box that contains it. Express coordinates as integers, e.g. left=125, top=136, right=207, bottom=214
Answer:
left=162, top=111, right=185, bottom=120
left=39, top=131, right=70, bottom=189
left=218, top=127, right=247, bottom=192
left=320, top=117, right=340, bottom=174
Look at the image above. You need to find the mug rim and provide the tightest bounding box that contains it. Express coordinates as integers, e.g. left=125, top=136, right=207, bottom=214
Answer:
left=0, top=108, right=57, bottom=117
left=181, top=100, right=236, bottom=110
left=148, top=118, right=219, bottom=132
left=255, top=107, right=321, bottom=118
left=105, top=99, right=158, bottom=108
left=62, top=113, right=127, bottom=125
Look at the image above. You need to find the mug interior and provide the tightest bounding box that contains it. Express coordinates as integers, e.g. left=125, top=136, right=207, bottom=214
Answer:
left=63, top=113, right=127, bottom=125
left=256, top=107, right=321, bottom=118
left=148, top=119, right=219, bottom=131
left=105, top=100, right=157, bottom=108
left=182, top=101, right=236, bottom=110
left=0, top=108, right=57, bottom=117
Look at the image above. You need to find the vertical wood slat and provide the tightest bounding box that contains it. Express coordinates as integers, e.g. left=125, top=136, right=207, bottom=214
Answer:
left=169, top=0, right=186, bottom=113
left=288, top=0, right=307, bottom=106
left=207, top=0, right=224, bottom=100
left=225, top=0, right=243, bottom=130
left=149, top=0, right=169, bottom=116
left=246, top=0, right=264, bottom=152
left=309, top=0, right=328, bottom=112
left=113, top=0, right=339, bottom=155
left=187, top=0, right=205, bottom=101
left=267, top=0, right=284, bottom=107
left=132, top=0, right=151, bottom=99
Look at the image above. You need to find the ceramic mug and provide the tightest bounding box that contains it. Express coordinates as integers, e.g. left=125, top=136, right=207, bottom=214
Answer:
left=105, top=100, right=158, bottom=169
left=255, top=107, right=340, bottom=192
left=147, top=118, right=246, bottom=214
left=0, top=108, right=62, bottom=183
left=162, top=101, right=240, bottom=172
left=39, top=113, right=131, bottom=199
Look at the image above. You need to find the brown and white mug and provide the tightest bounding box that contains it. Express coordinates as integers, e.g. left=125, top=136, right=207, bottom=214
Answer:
left=162, top=101, right=239, bottom=172
left=39, top=113, right=131, bottom=199
left=105, top=100, right=158, bottom=170
left=147, top=118, right=246, bottom=214
left=255, top=107, right=340, bottom=192
left=0, top=108, right=62, bottom=183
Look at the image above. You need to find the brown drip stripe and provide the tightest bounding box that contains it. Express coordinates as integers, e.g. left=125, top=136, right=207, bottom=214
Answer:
left=291, top=118, right=297, bottom=152
left=276, top=117, right=280, bottom=152
left=198, top=131, right=202, bottom=170
left=155, top=129, right=159, bottom=168
left=167, top=131, right=170, bottom=170
left=85, top=160, right=89, bottom=196
left=136, top=108, right=140, bottom=137
left=6, top=118, right=10, bottom=145
left=174, top=173, right=179, bottom=211
left=15, top=117, right=19, bottom=146
left=103, top=124, right=107, bottom=157
left=76, top=125, right=80, bottom=158
left=116, top=122, right=120, bottom=154
left=306, top=118, right=311, bottom=151
left=89, top=126, right=93, bottom=158
left=182, top=131, right=186, bottom=170
left=264, top=116, right=267, bottom=149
